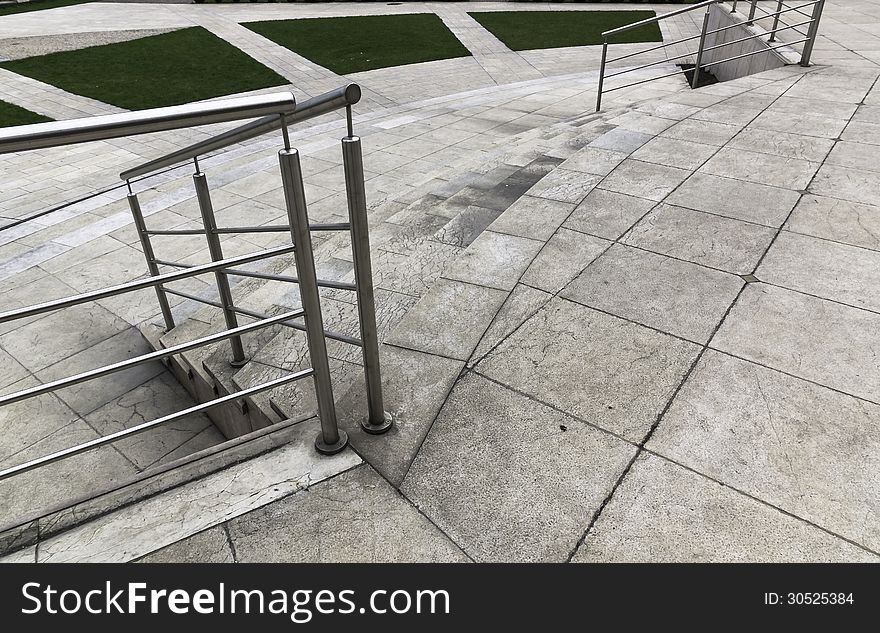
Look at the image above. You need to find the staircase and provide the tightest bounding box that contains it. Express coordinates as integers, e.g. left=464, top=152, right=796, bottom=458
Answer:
left=145, top=104, right=632, bottom=449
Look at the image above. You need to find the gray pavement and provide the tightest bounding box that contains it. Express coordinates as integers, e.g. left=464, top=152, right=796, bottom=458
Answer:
left=0, top=1, right=878, bottom=563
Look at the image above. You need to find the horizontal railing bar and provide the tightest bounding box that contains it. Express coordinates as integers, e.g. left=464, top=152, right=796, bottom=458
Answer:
left=750, top=1, right=817, bottom=20
left=0, top=93, right=296, bottom=155
left=222, top=268, right=357, bottom=292
left=605, top=0, right=817, bottom=70
left=154, top=258, right=192, bottom=269
left=0, top=309, right=304, bottom=408
left=0, top=367, right=315, bottom=482
left=156, top=259, right=354, bottom=291
left=309, top=222, right=351, bottom=232
left=0, top=245, right=295, bottom=324
left=603, top=0, right=719, bottom=37
left=148, top=228, right=208, bottom=237
left=163, top=287, right=361, bottom=346
left=772, top=15, right=809, bottom=36
left=603, top=68, right=687, bottom=94
left=232, top=304, right=363, bottom=348
left=163, top=286, right=226, bottom=309
left=121, top=84, right=362, bottom=181
left=605, top=49, right=700, bottom=79
left=148, top=225, right=288, bottom=237
left=703, top=37, right=811, bottom=66
left=147, top=222, right=349, bottom=237
left=748, top=1, right=819, bottom=24
left=702, top=19, right=814, bottom=53
left=606, top=33, right=703, bottom=64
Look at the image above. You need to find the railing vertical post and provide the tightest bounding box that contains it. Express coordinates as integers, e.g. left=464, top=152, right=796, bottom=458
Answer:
left=193, top=166, right=247, bottom=367
left=746, top=0, right=758, bottom=26
left=800, top=0, right=826, bottom=67
left=769, top=0, right=784, bottom=42
left=342, top=135, right=392, bottom=436
left=731, top=0, right=739, bottom=13
left=596, top=39, right=608, bottom=112
left=693, top=9, right=711, bottom=89
left=278, top=147, right=348, bottom=455
left=747, top=0, right=758, bottom=25
left=127, top=191, right=175, bottom=331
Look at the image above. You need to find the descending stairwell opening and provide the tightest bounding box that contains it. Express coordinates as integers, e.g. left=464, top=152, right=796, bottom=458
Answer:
left=678, top=64, right=720, bottom=89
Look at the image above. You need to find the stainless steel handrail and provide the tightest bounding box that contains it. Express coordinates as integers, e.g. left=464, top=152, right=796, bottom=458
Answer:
left=701, top=18, right=814, bottom=54
left=0, top=79, right=393, bottom=507
left=595, top=0, right=825, bottom=111
left=121, top=83, right=361, bottom=181
left=602, top=0, right=721, bottom=37
left=0, top=368, right=315, bottom=481
left=605, top=13, right=796, bottom=65
left=0, top=309, right=304, bottom=407
left=0, top=245, right=295, bottom=323
left=0, top=92, right=296, bottom=154
left=704, top=36, right=811, bottom=67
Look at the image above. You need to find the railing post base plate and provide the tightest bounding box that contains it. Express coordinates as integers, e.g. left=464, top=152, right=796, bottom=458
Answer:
left=229, top=357, right=249, bottom=368
left=361, top=411, right=393, bottom=435
left=315, top=430, right=349, bottom=455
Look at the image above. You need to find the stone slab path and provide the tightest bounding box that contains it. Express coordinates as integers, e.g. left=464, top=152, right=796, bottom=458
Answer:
left=2, top=1, right=878, bottom=563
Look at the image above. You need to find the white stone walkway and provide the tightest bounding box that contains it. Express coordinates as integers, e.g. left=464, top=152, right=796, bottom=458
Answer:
left=3, top=0, right=874, bottom=563
left=0, top=67, right=124, bottom=119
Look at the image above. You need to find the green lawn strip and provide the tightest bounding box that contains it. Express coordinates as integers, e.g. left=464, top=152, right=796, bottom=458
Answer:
left=0, top=0, right=92, bottom=17
left=468, top=10, right=662, bottom=51
left=245, top=13, right=471, bottom=75
left=0, top=100, right=52, bottom=127
left=0, top=27, right=288, bottom=111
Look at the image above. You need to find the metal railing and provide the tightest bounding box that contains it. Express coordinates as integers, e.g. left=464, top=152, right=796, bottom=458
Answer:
left=0, top=84, right=392, bottom=488
left=595, top=0, right=826, bottom=111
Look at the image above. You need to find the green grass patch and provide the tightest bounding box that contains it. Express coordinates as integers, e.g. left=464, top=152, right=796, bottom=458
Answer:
left=0, top=100, right=52, bottom=127
left=245, top=14, right=471, bottom=75
left=469, top=10, right=662, bottom=51
left=0, top=0, right=92, bottom=17
left=0, top=27, right=288, bottom=111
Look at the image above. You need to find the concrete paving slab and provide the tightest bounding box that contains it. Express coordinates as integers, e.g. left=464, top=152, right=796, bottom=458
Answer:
left=339, top=344, right=464, bottom=487
left=758, top=231, right=880, bottom=312
left=784, top=194, right=880, bottom=251
left=563, top=244, right=743, bottom=343
left=385, top=278, right=507, bottom=361
left=623, top=203, right=776, bottom=274
left=137, top=526, right=234, bottom=563
left=649, top=350, right=880, bottom=552
left=564, top=188, right=656, bottom=240
left=699, top=147, right=819, bottom=190
left=521, top=228, right=609, bottom=294
left=727, top=127, right=835, bottom=162
left=811, top=163, right=880, bottom=208
left=573, top=454, right=877, bottom=563
left=443, top=230, right=543, bottom=292
left=229, top=464, right=468, bottom=563
left=36, top=418, right=361, bottom=562
left=712, top=283, right=880, bottom=403
left=488, top=195, right=575, bottom=241
left=84, top=372, right=213, bottom=471
left=666, top=172, right=800, bottom=227
left=631, top=136, right=718, bottom=170
left=599, top=159, right=690, bottom=202
left=0, top=303, right=130, bottom=373
left=402, top=373, right=636, bottom=562
left=477, top=297, right=700, bottom=441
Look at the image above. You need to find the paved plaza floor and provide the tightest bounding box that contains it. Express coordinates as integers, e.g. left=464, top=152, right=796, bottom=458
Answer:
left=0, top=1, right=878, bottom=563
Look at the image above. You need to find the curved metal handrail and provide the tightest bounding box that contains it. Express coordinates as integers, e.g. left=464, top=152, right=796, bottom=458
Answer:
left=120, top=83, right=362, bottom=181
left=0, top=91, right=297, bottom=154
